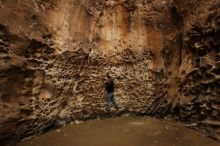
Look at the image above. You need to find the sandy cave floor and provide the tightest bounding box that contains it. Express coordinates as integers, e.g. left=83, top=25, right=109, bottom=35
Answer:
left=18, top=116, right=220, bottom=146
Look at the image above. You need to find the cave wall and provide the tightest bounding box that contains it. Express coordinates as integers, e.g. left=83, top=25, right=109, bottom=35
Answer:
left=0, top=0, right=219, bottom=144
left=178, top=0, right=220, bottom=140
left=0, top=0, right=168, bottom=144
left=162, top=0, right=220, bottom=140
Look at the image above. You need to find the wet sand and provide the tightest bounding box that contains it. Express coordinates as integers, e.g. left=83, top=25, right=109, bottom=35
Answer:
left=18, top=116, right=220, bottom=146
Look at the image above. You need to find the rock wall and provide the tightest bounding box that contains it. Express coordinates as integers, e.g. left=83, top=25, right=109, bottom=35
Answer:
left=160, top=0, right=220, bottom=141
left=177, top=0, right=220, bottom=140
left=0, top=0, right=219, bottom=145
left=0, top=0, right=168, bottom=144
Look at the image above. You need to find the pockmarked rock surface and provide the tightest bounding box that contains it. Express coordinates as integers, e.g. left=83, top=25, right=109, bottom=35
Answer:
left=0, top=0, right=219, bottom=145
left=169, top=0, right=220, bottom=140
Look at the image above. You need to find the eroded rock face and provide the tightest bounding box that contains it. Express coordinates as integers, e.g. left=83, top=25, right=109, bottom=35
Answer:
left=0, top=0, right=219, bottom=144
left=161, top=0, right=220, bottom=140
left=0, top=0, right=167, bottom=144
left=177, top=0, right=220, bottom=140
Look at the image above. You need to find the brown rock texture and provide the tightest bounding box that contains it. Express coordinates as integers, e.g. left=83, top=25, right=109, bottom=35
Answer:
left=176, top=0, right=220, bottom=140
left=0, top=0, right=219, bottom=145
left=159, top=0, right=220, bottom=140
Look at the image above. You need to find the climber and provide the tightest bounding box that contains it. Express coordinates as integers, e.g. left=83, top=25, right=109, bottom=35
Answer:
left=105, top=73, right=119, bottom=112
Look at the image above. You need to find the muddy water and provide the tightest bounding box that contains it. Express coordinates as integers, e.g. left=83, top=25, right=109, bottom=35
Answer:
left=18, top=116, right=220, bottom=146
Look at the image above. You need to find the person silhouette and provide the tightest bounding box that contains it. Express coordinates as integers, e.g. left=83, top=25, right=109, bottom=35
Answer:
left=105, top=73, right=119, bottom=112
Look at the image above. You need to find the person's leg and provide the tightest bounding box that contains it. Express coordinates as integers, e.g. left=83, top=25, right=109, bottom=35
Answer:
left=111, top=93, right=119, bottom=111
left=105, top=93, right=111, bottom=112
